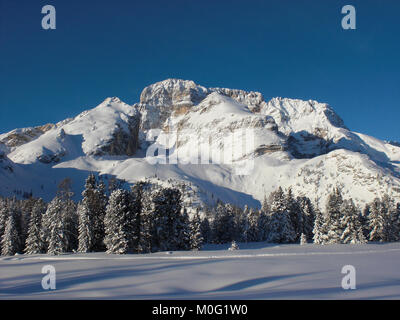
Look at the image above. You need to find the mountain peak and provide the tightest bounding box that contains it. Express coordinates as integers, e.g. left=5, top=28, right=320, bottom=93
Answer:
left=139, top=79, right=209, bottom=107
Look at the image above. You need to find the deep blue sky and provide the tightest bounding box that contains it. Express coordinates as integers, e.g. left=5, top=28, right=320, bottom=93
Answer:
left=0, top=0, right=399, bottom=141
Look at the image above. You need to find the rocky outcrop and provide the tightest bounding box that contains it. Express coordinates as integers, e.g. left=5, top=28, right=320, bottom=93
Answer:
left=137, top=79, right=270, bottom=130
left=37, top=152, right=66, bottom=164
left=92, top=115, right=141, bottom=156
left=0, top=124, right=55, bottom=151
left=137, top=79, right=209, bottom=130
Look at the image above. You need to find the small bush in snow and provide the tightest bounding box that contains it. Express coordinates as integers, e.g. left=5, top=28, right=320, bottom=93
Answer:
left=228, top=240, right=239, bottom=251
left=300, top=233, right=307, bottom=245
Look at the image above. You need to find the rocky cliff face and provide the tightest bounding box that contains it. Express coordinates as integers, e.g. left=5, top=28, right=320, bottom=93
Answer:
left=136, top=79, right=269, bottom=130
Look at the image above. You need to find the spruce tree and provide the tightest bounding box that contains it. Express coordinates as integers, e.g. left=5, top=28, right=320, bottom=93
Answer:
left=0, top=198, right=9, bottom=241
left=174, top=207, right=191, bottom=250
left=190, top=211, right=204, bottom=250
left=297, top=196, right=315, bottom=240
left=247, top=208, right=260, bottom=242
left=382, top=195, right=400, bottom=242
left=325, top=187, right=344, bottom=243
left=151, top=187, right=184, bottom=251
left=266, top=187, right=296, bottom=243
left=313, top=209, right=327, bottom=244
left=393, top=203, right=400, bottom=242
left=212, top=202, right=236, bottom=244
left=340, top=199, right=366, bottom=244
left=43, top=179, right=77, bottom=255
left=1, top=212, right=20, bottom=256
left=104, top=189, right=130, bottom=254
left=360, top=204, right=371, bottom=240
left=19, top=197, right=37, bottom=250
left=286, top=188, right=302, bottom=240
left=238, top=205, right=250, bottom=242
left=257, top=208, right=269, bottom=241
left=368, top=198, right=386, bottom=242
left=137, top=183, right=156, bottom=253
left=78, top=174, right=107, bottom=252
left=130, top=181, right=150, bottom=253
left=24, top=199, right=46, bottom=254
left=61, top=200, right=78, bottom=252
left=46, top=196, right=68, bottom=255
left=77, top=202, right=92, bottom=253
left=200, top=213, right=211, bottom=244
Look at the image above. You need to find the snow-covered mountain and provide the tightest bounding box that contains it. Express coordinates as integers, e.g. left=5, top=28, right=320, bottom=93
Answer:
left=1, top=79, right=400, bottom=209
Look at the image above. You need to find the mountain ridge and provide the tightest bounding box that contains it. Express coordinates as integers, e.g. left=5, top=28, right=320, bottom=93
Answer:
left=1, top=79, right=399, bottom=209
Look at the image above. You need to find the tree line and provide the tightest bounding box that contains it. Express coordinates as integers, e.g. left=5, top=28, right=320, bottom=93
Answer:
left=0, top=175, right=399, bottom=256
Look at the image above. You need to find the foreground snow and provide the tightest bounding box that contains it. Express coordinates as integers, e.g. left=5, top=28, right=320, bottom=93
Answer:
left=1, top=242, right=400, bottom=299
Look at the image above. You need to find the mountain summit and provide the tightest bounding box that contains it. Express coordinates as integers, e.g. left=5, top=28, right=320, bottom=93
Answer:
left=1, top=79, right=399, bottom=208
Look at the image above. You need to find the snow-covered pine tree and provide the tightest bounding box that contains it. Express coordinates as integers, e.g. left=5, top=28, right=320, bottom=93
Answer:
left=325, top=187, right=344, bottom=244
left=104, top=189, right=130, bottom=254
left=266, top=187, right=296, bottom=243
left=200, top=212, right=211, bottom=244
left=212, top=202, right=236, bottom=244
left=137, top=183, right=157, bottom=253
left=77, top=201, right=91, bottom=253
left=340, top=199, right=366, bottom=244
left=78, top=174, right=107, bottom=252
left=129, top=181, right=148, bottom=252
left=1, top=211, right=20, bottom=256
left=3, top=198, right=23, bottom=253
left=360, top=204, right=371, bottom=240
left=19, top=197, right=37, bottom=250
left=238, top=205, right=250, bottom=242
left=312, top=208, right=327, bottom=244
left=0, top=198, right=9, bottom=241
left=24, top=198, right=47, bottom=254
left=174, top=207, right=191, bottom=250
left=151, top=187, right=184, bottom=251
left=368, top=197, right=386, bottom=242
left=297, top=196, right=315, bottom=241
left=61, top=199, right=78, bottom=253
left=93, top=177, right=108, bottom=251
left=382, top=194, right=400, bottom=242
left=286, top=188, right=302, bottom=241
left=257, top=207, right=269, bottom=241
left=247, top=208, right=260, bottom=242
left=261, top=195, right=269, bottom=213
left=46, top=196, right=68, bottom=255
left=232, top=205, right=244, bottom=242
left=393, top=203, right=400, bottom=242
left=190, top=211, right=204, bottom=250
left=42, top=179, right=78, bottom=255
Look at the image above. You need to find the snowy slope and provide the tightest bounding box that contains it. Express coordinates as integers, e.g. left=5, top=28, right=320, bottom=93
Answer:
left=1, top=79, right=400, bottom=208
left=1, top=242, right=400, bottom=299
left=8, top=97, right=140, bottom=164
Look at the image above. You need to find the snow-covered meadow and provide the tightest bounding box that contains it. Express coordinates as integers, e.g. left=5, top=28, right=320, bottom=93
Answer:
left=1, top=242, right=400, bottom=300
